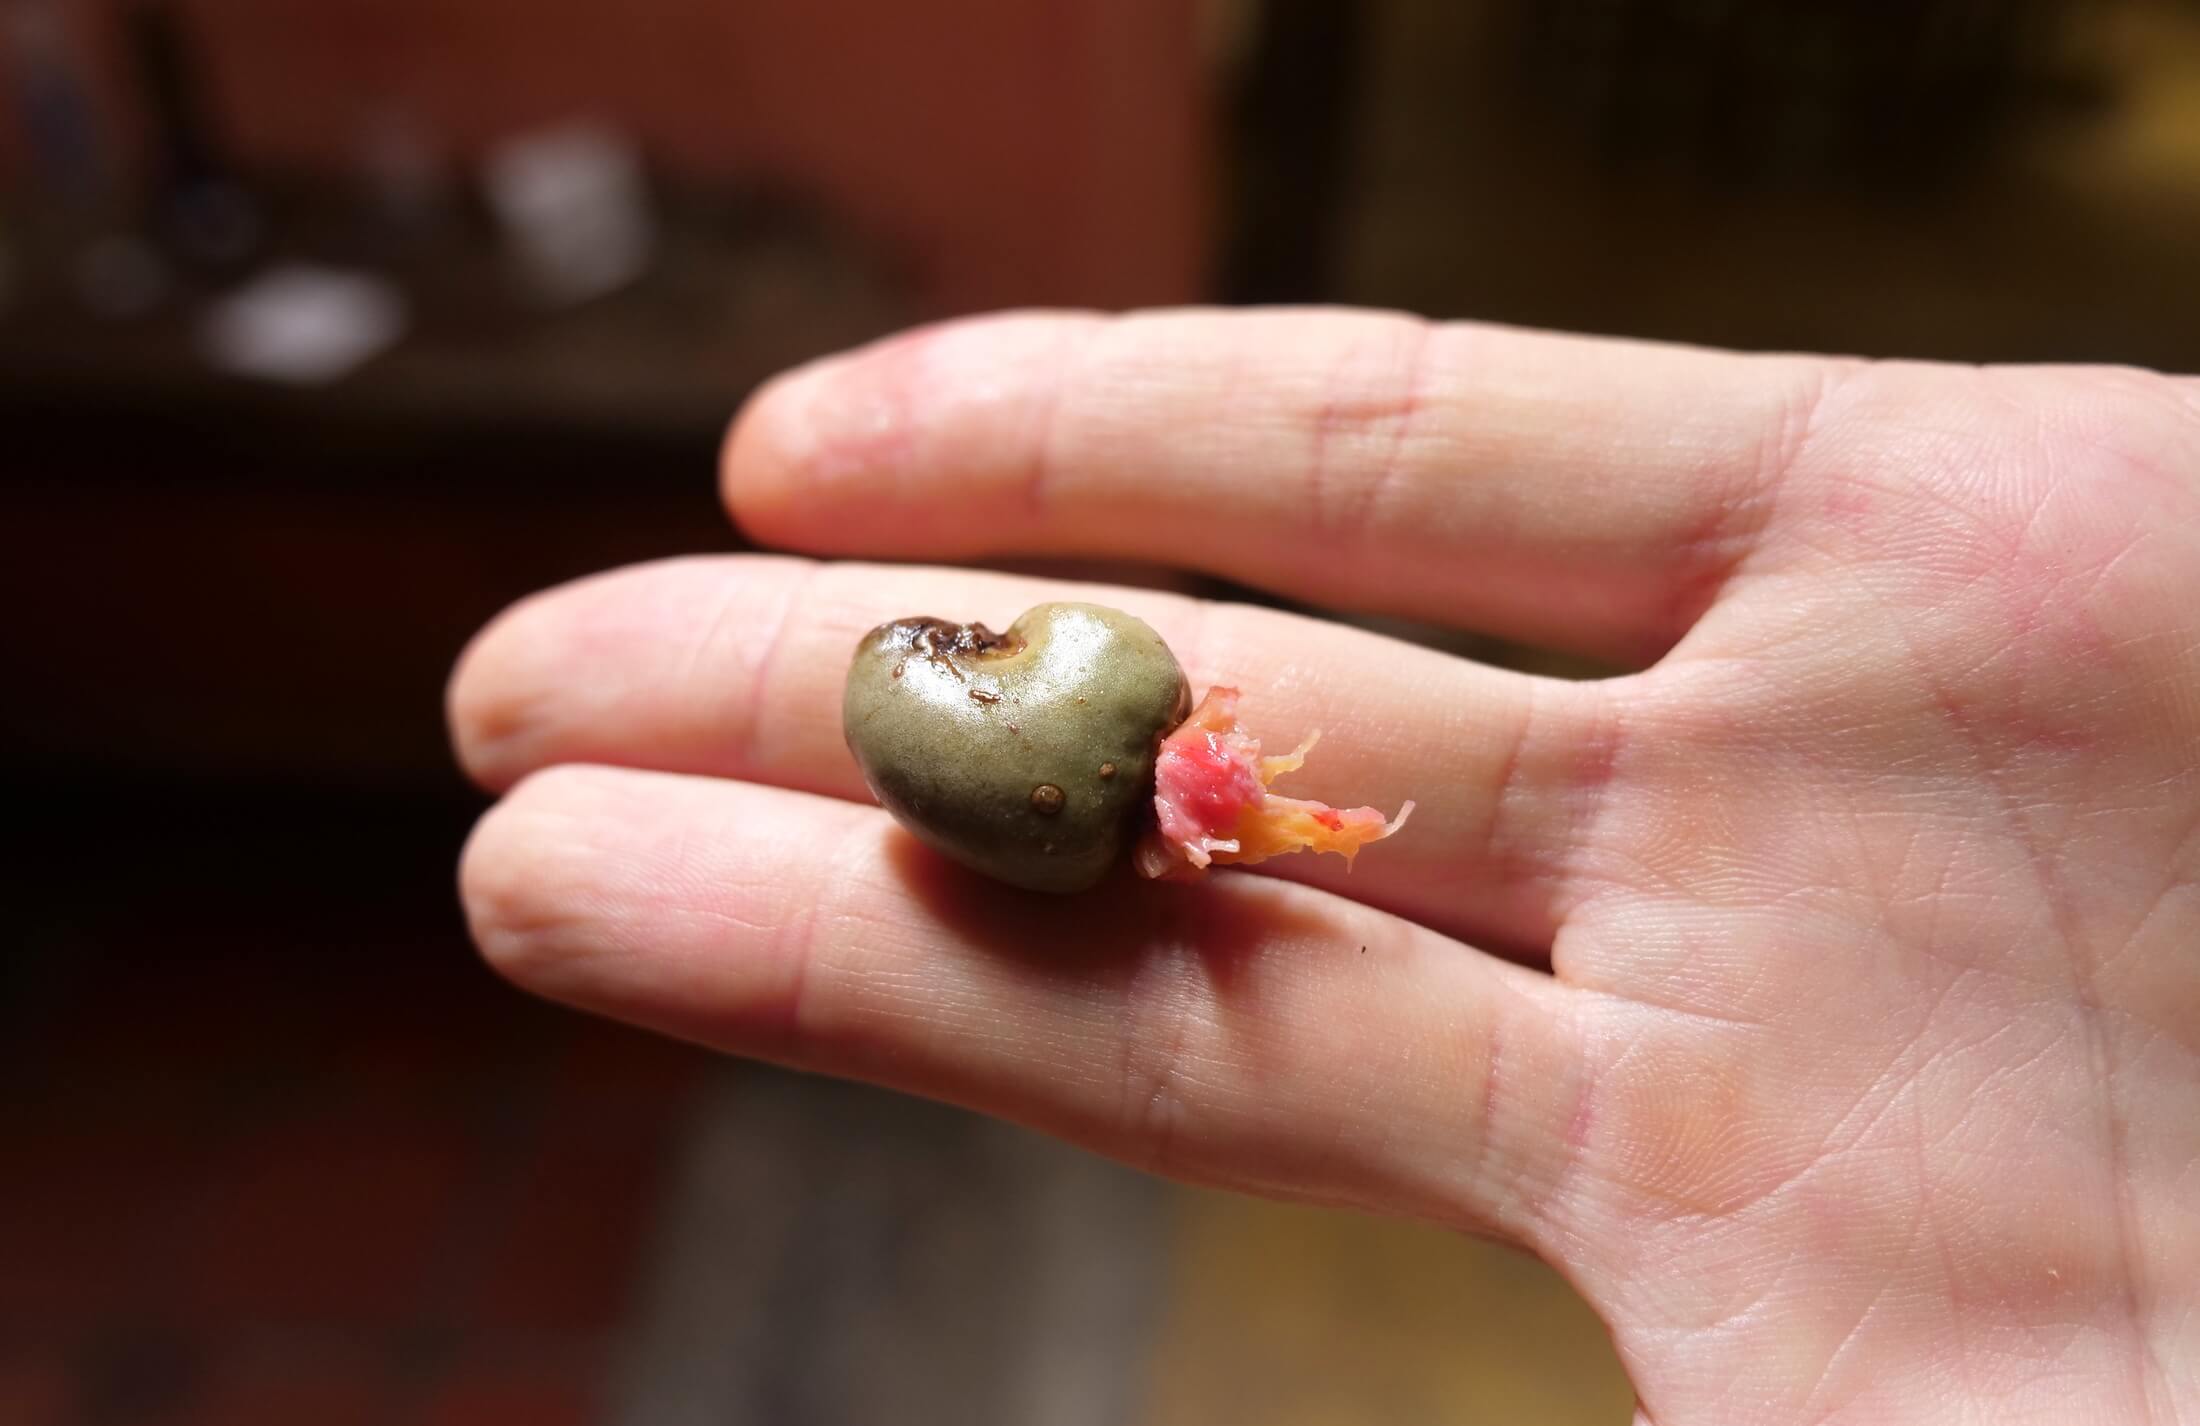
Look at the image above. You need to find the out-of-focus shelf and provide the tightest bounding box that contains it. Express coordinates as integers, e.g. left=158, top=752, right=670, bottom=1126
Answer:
left=0, top=187, right=911, bottom=455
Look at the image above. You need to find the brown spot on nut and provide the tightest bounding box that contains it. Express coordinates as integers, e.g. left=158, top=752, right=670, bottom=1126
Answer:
left=969, top=688, right=1000, bottom=705
left=1029, top=784, right=1065, bottom=816
left=1098, top=762, right=1117, bottom=780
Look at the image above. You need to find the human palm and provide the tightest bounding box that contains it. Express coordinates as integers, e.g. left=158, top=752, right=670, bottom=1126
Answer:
left=452, top=311, right=2200, bottom=1424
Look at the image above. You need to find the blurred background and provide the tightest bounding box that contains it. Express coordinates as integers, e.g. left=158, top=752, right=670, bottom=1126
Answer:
left=5, top=1, right=2199, bottom=1422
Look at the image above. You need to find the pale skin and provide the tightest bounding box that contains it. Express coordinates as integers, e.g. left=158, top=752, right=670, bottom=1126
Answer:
left=449, top=309, right=2200, bottom=1424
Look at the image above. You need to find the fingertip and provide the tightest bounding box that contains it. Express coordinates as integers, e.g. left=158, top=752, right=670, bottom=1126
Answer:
left=445, top=589, right=563, bottom=793
left=456, top=784, right=525, bottom=981
left=446, top=608, right=518, bottom=793
left=721, top=354, right=844, bottom=546
left=455, top=768, right=876, bottom=1052
left=722, top=311, right=1108, bottom=552
left=458, top=765, right=608, bottom=998
left=721, top=319, right=954, bottom=547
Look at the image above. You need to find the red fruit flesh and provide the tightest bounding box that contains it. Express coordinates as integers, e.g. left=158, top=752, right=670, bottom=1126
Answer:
left=1136, top=687, right=1413, bottom=880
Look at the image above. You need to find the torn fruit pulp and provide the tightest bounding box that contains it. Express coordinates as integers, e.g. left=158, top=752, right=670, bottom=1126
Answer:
left=1135, top=687, right=1414, bottom=880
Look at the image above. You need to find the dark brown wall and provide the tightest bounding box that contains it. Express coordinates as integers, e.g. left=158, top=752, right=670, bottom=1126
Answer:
left=6, top=0, right=1213, bottom=312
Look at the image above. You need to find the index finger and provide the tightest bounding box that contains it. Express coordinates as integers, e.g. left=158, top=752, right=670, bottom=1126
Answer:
left=724, top=308, right=1842, bottom=662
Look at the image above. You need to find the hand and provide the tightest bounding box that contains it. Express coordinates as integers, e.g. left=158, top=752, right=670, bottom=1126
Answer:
left=449, top=310, right=2200, bottom=1425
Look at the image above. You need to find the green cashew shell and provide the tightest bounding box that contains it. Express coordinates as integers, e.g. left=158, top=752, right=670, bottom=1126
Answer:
left=843, top=602, right=1191, bottom=893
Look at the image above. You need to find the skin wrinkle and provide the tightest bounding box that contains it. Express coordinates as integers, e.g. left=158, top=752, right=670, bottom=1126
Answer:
left=1682, top=1241, right=1805, bottom=1342
left=1448, top=977, right=1567, bottom=1244
left=2012, top=372, right=2200, bottom=515
left=1813, top=1058, right=1922, bottom=1201
left=1804, top=993, right=1932, bottom=1173
left=769, top=804, right=847, bottom=1057
left=2006, top=452, right=2106, bottom=649
left=1635, top=998, right=1774, bottom=1039
left=1441, top=715, right=1570, bottom=959
left=675, top=562, right=750, bottom=699
left=1840, top=769, right=1920, bottom=942
left=1114, top=899, right=1201, bottom=1182
left=1578, top=460, right=2162, bottom=1415
left=1562, top=844, right=1704, bottom=935
left=1821, top=717, right=2129, bottom=1408
left=1472, top=979, right=1508, bottom=1219
left=1315, top=315, right=1436, bottom=550
left=1475, top=687, right=1535, bottom=915
left=1915, top=1075, right=1985, bottom=1416
left=1015, top=316, right=1095, bottom=518
left=1534, top=998, right=1612, bottom=1246
left=734, top=563, right=818, bottom=779
left=1359, top=317, right=1436, bottom=546
left=1956, top=1018, right=2064, bottom=1106
left=1856, top=806, right=2014, bottom=1013
left=1303, top=320, right=1404, bottom=540
left=1899, top=609, right=2174, bottom=1421
left=1303, top=347, right=1345, bottom=538
left=1831, top=460, right=2030, bottom=579
left=1655, top=356, right=1861, bottom=658
left=2115, top=839, right=2200, bottom=1063
left=1804, top=1266, right=1906, bottom=1424
left=2100, top=1043, right=2180, bottom=1425
left=1546, top=682, right=1635, bottom=928
left=1883, top=813, right=1940, bottom=943
left=2129, top=818, right=2200, bottom=972
left=2062, top=526, right=2170, bottom=680
left=1900, top=968, right=2085, bottom=1373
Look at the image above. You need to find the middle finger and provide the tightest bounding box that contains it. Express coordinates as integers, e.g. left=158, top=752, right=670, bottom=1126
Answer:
left=449, top=555, right=1621, bottom=951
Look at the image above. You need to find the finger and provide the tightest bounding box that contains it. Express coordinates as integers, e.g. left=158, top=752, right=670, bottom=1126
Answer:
left=724, top=308, right=1839, bottom=661
left=449, top=555, right=1621, bottom=955
left=459, top=764, right=1590, bottom=1243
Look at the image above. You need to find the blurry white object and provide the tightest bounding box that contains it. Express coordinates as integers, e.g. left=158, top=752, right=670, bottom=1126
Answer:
left=484, top=120, right=655, bottom=305
left=198, top=264, right=407, bottom=385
